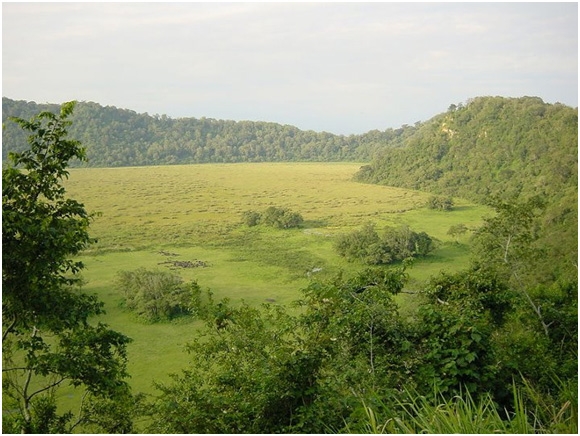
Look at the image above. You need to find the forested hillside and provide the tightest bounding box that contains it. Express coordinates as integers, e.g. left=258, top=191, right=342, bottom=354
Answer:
left=2, top=97, right=417, bottom=166
left=355, top=96, right=578, bottom=283
left=356, top=96, right=577, bottom=202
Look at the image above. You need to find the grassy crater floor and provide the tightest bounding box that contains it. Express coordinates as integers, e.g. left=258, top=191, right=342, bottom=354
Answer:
left=58, top=162, right=489, bottom=413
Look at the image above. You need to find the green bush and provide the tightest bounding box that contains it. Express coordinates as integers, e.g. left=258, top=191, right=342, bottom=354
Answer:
left=241, top=210, right=261, bottom=227
left=447, top=223, right=468, bottom=241
left=262, top=206, right=304, bottom=229
left=241, top=206, right=304, bottom=229
left=334, top=223, right=434, bottom=265
left=116, top=268, right=202, bottom=322
left=427, top=195, right=454, bottom=211
left=334, top=222, right=384, bottom=263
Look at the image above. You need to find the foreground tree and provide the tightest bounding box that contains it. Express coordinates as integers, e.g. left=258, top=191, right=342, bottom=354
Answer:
left=149, top=268, right=410, bottom=433
left=471, top=195, right=554, bottom=335
left=2, top=102, right=133, bottom=433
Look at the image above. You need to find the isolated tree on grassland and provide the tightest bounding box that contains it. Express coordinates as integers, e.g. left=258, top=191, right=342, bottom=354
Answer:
left=382, top=225, right=434, bottom=259
left=447, top=223, right=468, bottom=242
left=243, top=206, right=304, bottom=229
left=261, top=206, right=304, bottom=229
left=116, top=268, right=204, bottom=322
left=335, top=223, right=434, bottom=265
left=334, top=222, right=384, bottom=263
left=241, top=209, right=261, bottom=226
left=2, top=102, right=134, bottom=433
left=426, top=195, right=454, bottom=211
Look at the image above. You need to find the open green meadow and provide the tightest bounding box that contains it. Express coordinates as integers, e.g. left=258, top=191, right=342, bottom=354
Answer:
left=60, top=162, right=489, bottom=404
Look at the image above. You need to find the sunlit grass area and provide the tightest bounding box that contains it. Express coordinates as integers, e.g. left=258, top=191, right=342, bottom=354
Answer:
left=65, top=163, right=429, bottom=249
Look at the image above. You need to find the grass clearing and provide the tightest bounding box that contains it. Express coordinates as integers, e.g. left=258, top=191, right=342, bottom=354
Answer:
left=59, top=162, right=489, bottom=410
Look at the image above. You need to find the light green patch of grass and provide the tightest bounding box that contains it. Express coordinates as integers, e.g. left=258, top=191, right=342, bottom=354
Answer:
left=64, top=163, right=430, bottom=250
left=406, top=242, right=472, bottom=283
left=398, top=201, right=489, bottom=242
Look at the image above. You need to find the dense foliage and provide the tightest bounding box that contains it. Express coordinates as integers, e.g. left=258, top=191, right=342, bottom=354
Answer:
left=356, top=96, right=577, bottom=202
left=149, top=268, right=410, bottom=433
left=335, top=223, right=434, bottom=265
left=426, top=194, right=454, bottom=211
left=2, top=102, right=134, bottom=433
left=149, top=249, right=576, bottom=433
left=2, top=97, right=421, bottom=166
left=242, top=206, right=304, bottom=229
left=116, top=268, right=203, bottom=322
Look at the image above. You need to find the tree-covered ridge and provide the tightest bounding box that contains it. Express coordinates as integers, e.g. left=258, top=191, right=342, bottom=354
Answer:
left=355, top=96, right=578, bottom=284
left=2, top=97, right=417, bottom=166
left=356, top=96, right=577, bottom=204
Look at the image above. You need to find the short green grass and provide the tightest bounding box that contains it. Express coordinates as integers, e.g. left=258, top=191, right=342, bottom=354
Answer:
left=56, top=162, right=489, bottom=419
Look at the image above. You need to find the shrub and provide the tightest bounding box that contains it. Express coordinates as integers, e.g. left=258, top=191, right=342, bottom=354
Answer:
left=382, top=225, right=434, bottom=258
left=334, top=222, right=385, bottom=264
left=447, top=223, right=468, bottom=241
left=427, top=195, right=454, bottom=211
left=116, top=268, right=202, bottom=322
left=241, top=210, right=261, bottom=227
left=335, top=223, right=434, bottom=265
left=242, top=206, right=304, bottom=229
left=262, top=206, right=304, bottom=229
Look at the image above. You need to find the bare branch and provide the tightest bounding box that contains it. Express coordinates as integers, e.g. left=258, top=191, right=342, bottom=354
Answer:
left=28, top=377, right=67, bottom=400
left=69, top=390, right=90, bottom=432
left=2, top=367, right=29, bottom=373
left=2, top=315, right=18, bottom=342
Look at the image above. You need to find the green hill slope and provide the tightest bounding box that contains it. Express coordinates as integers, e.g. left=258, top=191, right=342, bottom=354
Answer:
left=355, top=96, right=577, bottom=282
left=356, top=96, right=577, bottom=201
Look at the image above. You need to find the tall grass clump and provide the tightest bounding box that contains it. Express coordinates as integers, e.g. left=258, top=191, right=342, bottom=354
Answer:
left=346, top=380, right=577, bottom=434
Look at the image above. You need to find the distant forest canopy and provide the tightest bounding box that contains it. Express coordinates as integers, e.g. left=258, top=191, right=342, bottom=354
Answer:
left=2, top=97, right=418, bottom=166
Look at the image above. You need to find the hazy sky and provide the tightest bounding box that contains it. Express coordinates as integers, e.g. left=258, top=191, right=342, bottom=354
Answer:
left=2, top=2, right=578, bottom=134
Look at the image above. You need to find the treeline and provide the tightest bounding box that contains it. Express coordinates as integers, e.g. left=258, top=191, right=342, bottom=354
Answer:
left=2, top=97, right=418, bottom=166
left=355, top=96, right=578, bottom=285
